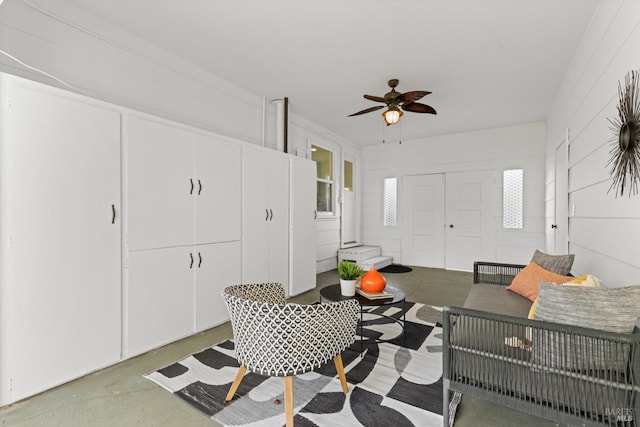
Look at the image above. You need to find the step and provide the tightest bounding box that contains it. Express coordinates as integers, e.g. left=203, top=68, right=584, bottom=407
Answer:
left=359, top=255, right=393, bottom=271
left=338, top=246, right=381, bottom=263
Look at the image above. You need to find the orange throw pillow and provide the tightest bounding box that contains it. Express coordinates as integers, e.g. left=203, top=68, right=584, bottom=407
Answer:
left=507, top=262, right=572, bottom=301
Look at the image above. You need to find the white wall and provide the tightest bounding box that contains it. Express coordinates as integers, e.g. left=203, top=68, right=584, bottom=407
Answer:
left=0, top=0, right=356, bottom=273
left=361, top=122, right=547, bottom=269
left=545, top=0, right=640, bottom=288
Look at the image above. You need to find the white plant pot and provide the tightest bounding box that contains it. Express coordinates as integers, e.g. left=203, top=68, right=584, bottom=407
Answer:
left=340, top=279, right=356, bottom=296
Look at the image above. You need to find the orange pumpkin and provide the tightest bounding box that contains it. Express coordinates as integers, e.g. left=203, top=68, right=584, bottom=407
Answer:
left=360, top=267, right=387, bottom=292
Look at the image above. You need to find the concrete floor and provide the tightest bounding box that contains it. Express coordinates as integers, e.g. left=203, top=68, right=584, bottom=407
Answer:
left=1, top=267, right=562, bottom=426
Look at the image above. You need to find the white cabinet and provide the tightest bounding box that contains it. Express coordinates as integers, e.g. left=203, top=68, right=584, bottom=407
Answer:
left=127, top=117, right=195, bottom=250
left=125, top=115, right=242, bottom=356
left=126, top=241, right=240, bottom=355
left=127, top=115, right=241, bottom=250
left=242, top=146, right=290, bottom=288
left=195, top=137, right=242, bottom=245
left=289, top=157, right=317, bottom=296
left=195, top=241, right=241, bottom=331
left=127, top=246, right=194, bottom=356
left=0, top=74, right=121, bottom=405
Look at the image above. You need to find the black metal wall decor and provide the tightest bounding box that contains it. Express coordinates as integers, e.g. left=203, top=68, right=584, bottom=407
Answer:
left=607, top=70, right=640, bottom=197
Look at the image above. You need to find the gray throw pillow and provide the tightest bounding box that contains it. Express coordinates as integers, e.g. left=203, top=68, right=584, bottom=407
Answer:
left=532, top=283, right=640, bottom=370
left=530, top=249, right=574, bottom=275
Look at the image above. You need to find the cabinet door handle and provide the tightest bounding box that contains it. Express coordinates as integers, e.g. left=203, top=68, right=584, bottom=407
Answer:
left=269, top=209, right=274, bottom=221
left=198, top=179, right=202, bottom=195
left=265, top=209, right=269, bottom=221
left=314, top=210, right=317, bottom=220
left=190, top=178, right=194, bottom=195
left=189, top=252, right=194, bottom=269
left=198, top=252, right=202, bottom=268
left=111, top=204, right=116, bottom=224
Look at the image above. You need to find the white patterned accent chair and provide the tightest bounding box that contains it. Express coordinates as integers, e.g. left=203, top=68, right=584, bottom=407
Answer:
left=222, top=283, right=360, bottom=427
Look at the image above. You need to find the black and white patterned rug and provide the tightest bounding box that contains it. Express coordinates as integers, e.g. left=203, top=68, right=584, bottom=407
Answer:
left=145, top=302, right=446, bottom=426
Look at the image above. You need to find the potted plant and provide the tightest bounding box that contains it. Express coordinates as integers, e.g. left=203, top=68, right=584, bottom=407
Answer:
left=338, top=261, right=363, bottom=296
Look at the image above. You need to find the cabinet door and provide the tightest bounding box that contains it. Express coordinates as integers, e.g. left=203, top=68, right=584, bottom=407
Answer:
left=289, top=157, right=317, bottom=296
left=127, top=116, right=196, bottom=250
left=242, top=146, right=272, bottom=283
left=196, top=137, right=241, bottom=244
left=127, top=247, right=195, bottom=356
left=195, top=241, right=241, bottom=331
left=267, top=151, right=290, bottom=289
left=3, top=80, right=121, bottom=403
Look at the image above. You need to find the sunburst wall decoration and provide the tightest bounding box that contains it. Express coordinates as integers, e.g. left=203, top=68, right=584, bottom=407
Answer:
left=607, top=70, right=640, bottom=197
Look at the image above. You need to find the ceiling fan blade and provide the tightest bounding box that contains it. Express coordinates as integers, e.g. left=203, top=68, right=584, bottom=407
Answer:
left=363, top=94, right=387, bottom=103
left=348, top=105, right=385, bottom=116
left=402, top=102, right=437, bottom=114
left=398, top=90, right=431, bottom=103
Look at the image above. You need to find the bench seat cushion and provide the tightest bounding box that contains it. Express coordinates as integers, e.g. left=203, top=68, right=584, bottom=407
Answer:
left=463, top=283, right=532, bottom=318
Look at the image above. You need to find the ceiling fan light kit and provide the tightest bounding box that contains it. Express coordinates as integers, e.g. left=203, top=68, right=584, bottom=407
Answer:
left=349, top=78, right=436, bottom=128
left=383, top=106, right=403, bottom=126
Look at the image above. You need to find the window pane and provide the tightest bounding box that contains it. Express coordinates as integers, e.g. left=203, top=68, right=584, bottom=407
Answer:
left=383, top=177, right=397, bottom=226
left=312, top=145, right=334, bottom=213
left=344, top=160, right=353, bottom=192
left=317, top=182, right=332, bottom=212
left=503, top=169, right=523, bottom=229
left=312, top=145, right=332, bottom=180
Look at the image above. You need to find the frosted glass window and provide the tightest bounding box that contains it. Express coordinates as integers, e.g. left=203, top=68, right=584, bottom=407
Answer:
left=503, top=169, right=523, bottom=229
left=383, top=177, right=398, bottom=226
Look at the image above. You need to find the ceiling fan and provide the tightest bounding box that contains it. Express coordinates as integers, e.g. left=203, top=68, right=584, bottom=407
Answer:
left=348, top=78, right=436, bottom=126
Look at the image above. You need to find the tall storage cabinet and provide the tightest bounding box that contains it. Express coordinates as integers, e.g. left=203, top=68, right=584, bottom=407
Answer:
left=125, top=115, right=241, bottom=356
left=242, top=146, right=290, bottom=289
left=0, top=74, right=122, bottom=405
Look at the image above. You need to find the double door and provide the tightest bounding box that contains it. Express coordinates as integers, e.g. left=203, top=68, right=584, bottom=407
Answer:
left=401, top=171, right=497, bottom=270
left=125, top=116, right=241, bottom=356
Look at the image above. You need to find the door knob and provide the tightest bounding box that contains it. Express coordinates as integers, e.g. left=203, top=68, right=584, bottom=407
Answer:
left=449, top=224, right=454, bottom=228
left=551, top=224, right=558, bottom=229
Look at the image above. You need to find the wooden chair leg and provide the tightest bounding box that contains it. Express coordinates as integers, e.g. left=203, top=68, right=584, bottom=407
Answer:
left=224, top=365, right=247, bottom=402
left=333, top=354, right=349, bottom=393
left=283, top=376, right=294, bottom=427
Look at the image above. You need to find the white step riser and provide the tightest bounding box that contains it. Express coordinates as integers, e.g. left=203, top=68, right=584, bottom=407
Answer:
left=337, top=246, right=381, bottom=263
left=359, top=256, right=393, bottom=271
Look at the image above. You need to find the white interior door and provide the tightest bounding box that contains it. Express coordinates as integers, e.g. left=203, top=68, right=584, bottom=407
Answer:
left=554, top=136, right=569, bottom=254
left=400, top=174, right=445, bottom=267
left=445, top=171, right=497, bottom=271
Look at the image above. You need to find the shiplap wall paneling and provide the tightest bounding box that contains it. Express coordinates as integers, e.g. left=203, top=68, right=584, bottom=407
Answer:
left=545, top=0, right=640, bottom=288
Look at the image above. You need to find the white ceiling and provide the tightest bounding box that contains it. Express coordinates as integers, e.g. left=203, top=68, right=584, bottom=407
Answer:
left=61, top=0, right=598, bottom=146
